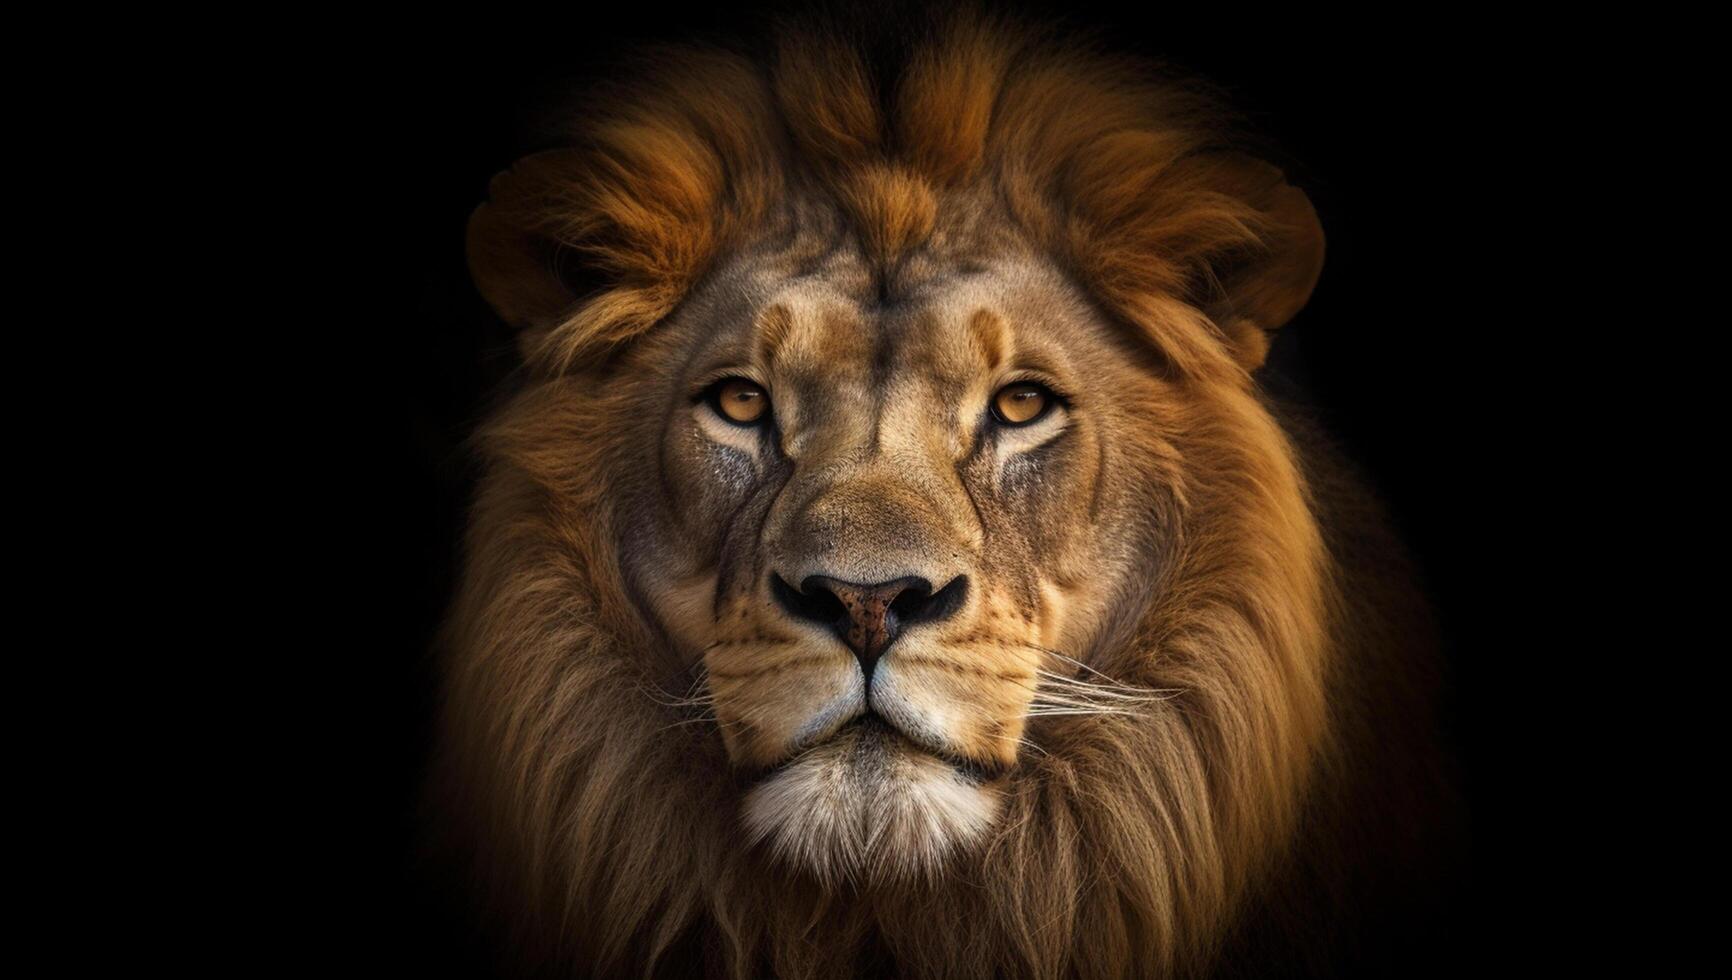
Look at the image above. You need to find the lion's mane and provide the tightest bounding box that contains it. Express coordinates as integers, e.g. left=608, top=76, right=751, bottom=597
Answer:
left=438, top=11, right=1453, bottom=978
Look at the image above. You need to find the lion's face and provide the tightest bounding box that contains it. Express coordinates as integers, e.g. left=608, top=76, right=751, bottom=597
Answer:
left=452, top=17, right=1347, bottom=972
left=613, top=243, right=1164, bottom=881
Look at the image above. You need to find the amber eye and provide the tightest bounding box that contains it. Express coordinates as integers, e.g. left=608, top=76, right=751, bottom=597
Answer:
left=991, top=382, right=1054, bottom=426
left=709, top=378, right=770, bottom=425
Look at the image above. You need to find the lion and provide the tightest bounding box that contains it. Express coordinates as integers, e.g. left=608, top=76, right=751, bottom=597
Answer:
left=435, top=11, right=1458, bottom=978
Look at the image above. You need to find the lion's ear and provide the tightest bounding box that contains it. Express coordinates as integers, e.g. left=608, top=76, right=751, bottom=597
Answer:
left=466, top=150, right=590, bottom=335
left=1205, top=157, right=1325, bottom=371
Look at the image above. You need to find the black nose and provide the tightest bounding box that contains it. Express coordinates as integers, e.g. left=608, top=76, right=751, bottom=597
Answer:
left=770, top=573, right=969, bottom=679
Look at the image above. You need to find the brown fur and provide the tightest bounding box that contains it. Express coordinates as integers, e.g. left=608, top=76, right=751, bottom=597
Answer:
left=438, top=11, right=1452, bottom=978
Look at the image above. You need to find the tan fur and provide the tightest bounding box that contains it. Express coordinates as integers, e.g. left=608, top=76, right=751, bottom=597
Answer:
left=438, top=11, right=1449, bottom=978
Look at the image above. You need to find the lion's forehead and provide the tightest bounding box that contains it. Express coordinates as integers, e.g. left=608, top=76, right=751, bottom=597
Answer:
left=686, top=248, right=1099, bottom=403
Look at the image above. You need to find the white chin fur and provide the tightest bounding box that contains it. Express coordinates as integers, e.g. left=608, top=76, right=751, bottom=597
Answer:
left=741, top=725, right=1001, bottom=886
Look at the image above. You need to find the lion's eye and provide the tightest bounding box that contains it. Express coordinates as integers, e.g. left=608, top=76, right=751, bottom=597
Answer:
left=991, top=382, right=1053, bottom=426
left=709, top=378, right=770, bottom=425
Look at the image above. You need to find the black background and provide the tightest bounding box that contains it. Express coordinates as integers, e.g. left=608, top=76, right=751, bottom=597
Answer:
left=319, top=2, right=1587, bottom=972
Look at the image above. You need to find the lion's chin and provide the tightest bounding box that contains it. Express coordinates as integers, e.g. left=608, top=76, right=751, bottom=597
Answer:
left=741, top=717, right=1003, bottom=886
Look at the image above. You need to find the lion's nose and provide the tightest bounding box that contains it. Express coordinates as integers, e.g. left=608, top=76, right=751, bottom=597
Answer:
left=770, top=573, right=969, bottom=679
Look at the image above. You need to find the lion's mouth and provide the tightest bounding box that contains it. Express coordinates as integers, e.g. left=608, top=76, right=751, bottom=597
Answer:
left=757, top=713, right=1003, bottom=785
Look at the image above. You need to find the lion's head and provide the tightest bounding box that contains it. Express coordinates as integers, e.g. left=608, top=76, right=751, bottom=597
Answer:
left=437, top=13, right=1438, bottom=978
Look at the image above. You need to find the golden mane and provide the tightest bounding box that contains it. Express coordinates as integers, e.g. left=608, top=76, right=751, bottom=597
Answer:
left=440, top=10, right=1448, bottom=978
left=466, top=13, right=1320, bottom=382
